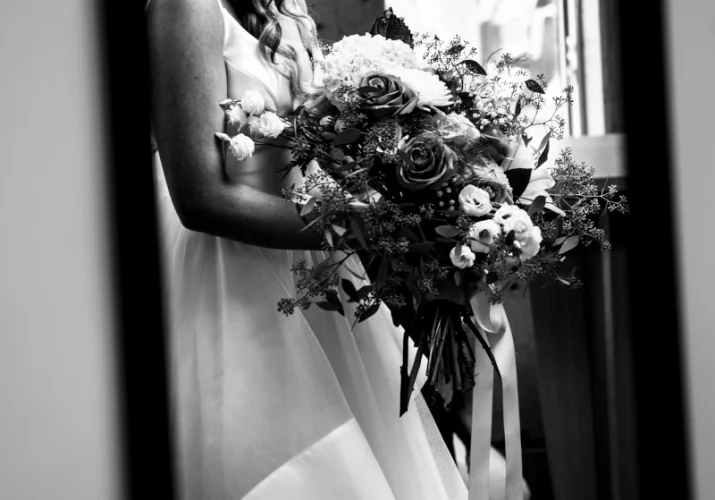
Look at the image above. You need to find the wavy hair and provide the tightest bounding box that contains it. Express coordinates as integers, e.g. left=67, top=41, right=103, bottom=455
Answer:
left=225, top=0, right=320, bottom=101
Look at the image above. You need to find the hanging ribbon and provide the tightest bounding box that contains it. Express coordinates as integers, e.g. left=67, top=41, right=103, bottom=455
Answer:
left=467, top=292, right=523, bottom=500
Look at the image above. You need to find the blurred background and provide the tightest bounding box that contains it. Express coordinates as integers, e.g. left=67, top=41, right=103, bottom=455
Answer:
left=1, top=0, right=713, bottom=499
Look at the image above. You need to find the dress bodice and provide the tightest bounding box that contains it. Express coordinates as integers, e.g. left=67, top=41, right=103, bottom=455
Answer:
left=218, top=0, right=319, bottom=115
left=148, top=0, right=323, bottom=196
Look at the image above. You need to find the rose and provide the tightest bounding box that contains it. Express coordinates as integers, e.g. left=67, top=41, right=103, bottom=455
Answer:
left=240, top=90, right=265, bottom=115
left=248, top=111, right=286, bottom=139
left=227, top=104, right=247, bottom=128
left=359, top=72, right=415, bottom=119
left=493, top=204, right=523, bottom=226
left=228, top=133, right=255, bottom=162
left=458, top=185, right=492, bottom=217
left=515, top=227, right=543, bottom=261
left=468, top=220, right=501, bottom=254
left=493, top=205, right=543, bottom=259
left=503, top=211, right=534, bottom=244
left=471, top=161, right=513, bottom=203
left=437, top=112, right=481, bottom=145
left=449, top=244, right=476, bottom=269
left=494, top=205, right=537, bottom=245
left=396, top=132, right=457, bottom=191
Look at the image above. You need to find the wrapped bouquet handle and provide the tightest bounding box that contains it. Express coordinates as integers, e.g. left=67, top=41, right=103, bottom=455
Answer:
left=467, top=292, right=523, bottom=500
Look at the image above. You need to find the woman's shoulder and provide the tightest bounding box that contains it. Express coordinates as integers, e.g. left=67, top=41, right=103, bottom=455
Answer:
left=146, top=0, right=225, bottom=41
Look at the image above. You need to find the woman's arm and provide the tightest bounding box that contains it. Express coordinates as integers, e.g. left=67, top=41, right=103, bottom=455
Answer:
left=146, top=0, right=322, bottom=250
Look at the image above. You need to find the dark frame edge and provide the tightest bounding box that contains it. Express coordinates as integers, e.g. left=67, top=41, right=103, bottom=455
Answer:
left=618, top=0, right=693, bottom=498
left=94, top=2, right=176, bottom=499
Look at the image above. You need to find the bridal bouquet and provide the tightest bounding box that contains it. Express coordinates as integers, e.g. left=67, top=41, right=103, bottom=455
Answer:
left=215, top=34, right=627, bottom=415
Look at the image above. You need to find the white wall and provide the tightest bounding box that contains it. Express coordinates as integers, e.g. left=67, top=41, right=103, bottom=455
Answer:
left=663, top=0, right=715, bottom=498
left=0, top=1, right=123, bottom=499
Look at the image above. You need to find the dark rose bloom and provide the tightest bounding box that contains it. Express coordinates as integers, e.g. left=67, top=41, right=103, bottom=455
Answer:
left=359, top=72, right=416, bottom=119
left=396, top=132, right=457, bottom=191
left=470, top=158, right=513, bottom=204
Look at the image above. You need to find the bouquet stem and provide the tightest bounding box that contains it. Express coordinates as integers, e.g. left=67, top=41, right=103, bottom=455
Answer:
left=399, top=301, right=500, bottom=416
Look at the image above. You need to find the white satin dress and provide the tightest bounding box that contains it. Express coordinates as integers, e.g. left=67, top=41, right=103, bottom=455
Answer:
left=148, top=1, right=520, bottom=498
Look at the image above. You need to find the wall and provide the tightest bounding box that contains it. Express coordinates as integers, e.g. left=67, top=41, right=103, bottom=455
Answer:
left=0, top=1, right=123, bottom=499
left=308, top=0, right=384, bottom=41
left=664, top=0, right=715, bottom=498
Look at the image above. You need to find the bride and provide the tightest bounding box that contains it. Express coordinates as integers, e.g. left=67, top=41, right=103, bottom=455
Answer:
left=145, top=0, right=528, bottom=498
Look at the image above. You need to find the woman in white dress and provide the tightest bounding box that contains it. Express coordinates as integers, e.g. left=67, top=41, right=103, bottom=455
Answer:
left=145, top=0, right=527, bottom=498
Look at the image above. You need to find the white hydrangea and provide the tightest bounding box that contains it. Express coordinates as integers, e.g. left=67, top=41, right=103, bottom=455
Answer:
left=320, top=34, right=430, bottom=95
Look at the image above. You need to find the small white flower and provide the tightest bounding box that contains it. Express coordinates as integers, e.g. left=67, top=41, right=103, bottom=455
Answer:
left=458, top=185, right=492, bottom=217
left=518, top=227, right=543, bottom=261
left=449, top=244, right=476, bottom=269
left=226, top=104, right=247, bottom=128
left=248, top=111, right=286, bottom=139
left=334, top=119, right=347, bottom=134
left=493, top=204, right=523, bottom=226
left=240, top=91, right=265, bottom=115
left=495, top=205, right=536, bottom=245
left=228, top=133, right=255, bottom=162
left=468, top=220, right=501, bottom=253
left=319, top=116, right=335, bottom=128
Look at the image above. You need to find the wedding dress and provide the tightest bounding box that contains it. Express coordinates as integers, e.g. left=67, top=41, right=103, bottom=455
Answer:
left=147, top=0, right=524, bottom=498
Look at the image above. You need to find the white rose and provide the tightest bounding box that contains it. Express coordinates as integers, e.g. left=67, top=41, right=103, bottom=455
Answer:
left=228, top=133, right=255, bottom=162
left=493, top=204, right=524, bottom=227
left=458, top=185, right=492, bottom=217
left=248, top=111, right=286, bottom=139
left=449, top=244, right=476, bottom=270
left=226, top=104, right=247, bottom=128
left=240, top=90, right=265, bottom=115
left=468, top=220, right=501, bottom=253
left=495, top=205, right=536, bottom=245
left=516, top=227, right=543, bottom=261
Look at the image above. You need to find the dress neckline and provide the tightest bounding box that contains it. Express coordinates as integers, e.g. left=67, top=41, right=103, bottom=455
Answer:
left=219, top=1, right=316, bottom=59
